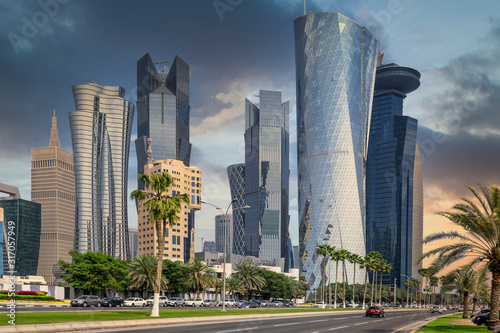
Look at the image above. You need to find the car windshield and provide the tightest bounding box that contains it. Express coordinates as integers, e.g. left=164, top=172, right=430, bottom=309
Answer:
left=103, top=297, right=112, bottom=301
left=148, top=296, right=154, bottom=299
left=125, top=298, right=135, bottom=301
left=76, top=296, right=88, bottom=299
left=368, top=307, right=379, bottom=310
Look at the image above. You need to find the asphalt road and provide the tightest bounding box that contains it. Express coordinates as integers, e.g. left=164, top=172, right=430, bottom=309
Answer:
left=84, top=309, right=439, bottom=333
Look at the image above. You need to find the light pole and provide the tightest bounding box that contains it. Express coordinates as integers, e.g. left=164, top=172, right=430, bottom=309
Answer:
left=200, top=199, right=249, bottom=312
left=401, top=274, right=412, bottom=308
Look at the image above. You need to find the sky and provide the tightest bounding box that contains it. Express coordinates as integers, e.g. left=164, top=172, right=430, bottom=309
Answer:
left=1, top=0, right=500, bottom=257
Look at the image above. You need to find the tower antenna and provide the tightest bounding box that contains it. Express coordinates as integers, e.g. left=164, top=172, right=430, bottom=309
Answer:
left=155, top=60, right=169, bottom=85
left=304, top=0, right=306, bottom=15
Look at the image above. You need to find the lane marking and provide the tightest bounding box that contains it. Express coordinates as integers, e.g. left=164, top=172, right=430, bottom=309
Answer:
left=329, top=326, right=349, bottom=331
left=332, top=317, right=350, bottom=320
left=354, top=322, right=369, bottom=326
left=310, top=319, right=328, bottom=323
left=216, top=328, right=258, bottom=333
left=373, top=319, right=383, bottom=322
left=274, top=322, right=298, bottom=327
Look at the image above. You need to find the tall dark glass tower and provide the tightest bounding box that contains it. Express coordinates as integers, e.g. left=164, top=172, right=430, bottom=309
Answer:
left=366, top=62, right=422, bottom=287
left=244, top=90, right=290, bottom=270
left=295, top=12, right=379, bottom=295
left=227, top=163, right=246, bottom=255
left=136, top=53, right=191, bottom=185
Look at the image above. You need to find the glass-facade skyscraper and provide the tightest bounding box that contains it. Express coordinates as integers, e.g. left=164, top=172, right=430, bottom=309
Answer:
left=244, top=90, right=290, bottom=269
left=366, top=62, right=422, bottom=287
left=227, top=163, right=246, bottom=255
left=294, top=12, right=379, bottom=294
left=69, top=83, right=134, bottom=259
left=136, top=53, right=191, bottom=185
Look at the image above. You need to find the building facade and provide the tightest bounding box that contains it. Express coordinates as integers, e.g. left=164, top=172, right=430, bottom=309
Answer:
left=128, top=229, right=138, bottom=260
left=0, top=184, right=41, bottom=277
left=31, top=111, right=75, bottom=284
left=136, top=53, right=191, bottom=188
left=294, top=12, right=379, bottom=294
left=366, top=62, right=422, bottom=287
left=69, top=83, right=134, bottom=259
left=137, top=159, right=201, bottom=262
left=203, top=241, right=216, bottom=254
left=244, top=90, right=290, bottom=269
left=226, top=163, right=245, bottom=255
left=215, top=213, right=233, bottom=255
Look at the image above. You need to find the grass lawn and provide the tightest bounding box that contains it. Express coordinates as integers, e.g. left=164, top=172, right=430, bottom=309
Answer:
left=417, top=313, right=488, bottom=332
left=10, top=307, right=360, bottom=326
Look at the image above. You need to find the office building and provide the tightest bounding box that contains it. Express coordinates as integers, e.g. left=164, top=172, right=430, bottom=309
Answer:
left=294, top=12, right=379, bottom=295
left=203, top=241, right=216, bottom=254
left=0, top=208, right=3, bottom=278
left=137, top=159, right=201, bottom=262
left=69, top=83, right=134, bottom=259
left=31, top=111, right=75, bottom=285
left=226, top=163, right=245, bottom=255
left=366, top=61, right=422, bottom=286
left=129, top=229, right=138, bottom=260
left=0, top=184, right=41, bottom=277
left=244, top=90, right=290, bottom=269
left=215, top=213, right=233, bottom=255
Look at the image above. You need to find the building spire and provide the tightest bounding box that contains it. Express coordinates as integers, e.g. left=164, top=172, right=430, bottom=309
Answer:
left=49, top=109, right=60, bottom=147
left=147, top=137, right=153, bottom=165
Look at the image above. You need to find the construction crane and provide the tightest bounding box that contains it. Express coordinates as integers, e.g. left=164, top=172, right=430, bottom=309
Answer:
left=154, top=60, right=169, bottom=84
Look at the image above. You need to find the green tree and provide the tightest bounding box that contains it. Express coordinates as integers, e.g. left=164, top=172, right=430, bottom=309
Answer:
left=226, top=277, right=245, bottom=299
left=330, top=250, right=341, bottom=307
left=361, top=251, right=381, bottom=309
left=418, top=268, right=429, bottom=307
left=131, top=172, right=190, bottom=317
left=234, top=262, right=265, bottom=300
left=378, top=261, right=392, bottom=306
left=58, top=250, right=128, bottom=297
left=162, top=259, right=192, bottom=294
left=186, top=258, right=216, bottom=298
left=429, top=276, right=439, bottom=306
left=260, top=269, right=293, bottom=300
left=299, top=275, right=310, bottom=301
left=316, top=244, right=332, bottom=304
left=128, top=254, right=167, bottom=299
left=336, top=249, right=350, bottom=307
left=348, top=253, right=363, bottom=305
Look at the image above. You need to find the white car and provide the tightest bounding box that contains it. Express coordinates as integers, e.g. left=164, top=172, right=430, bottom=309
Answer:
left=271, top=301, right=284, bottom=307
left=167, top=297, right=185, bottom=307
left=202, top=299, right=217, bottom=307
left=219, top=299, right=236, bottom=307
left=146, top=296, right=168, bottom=307
left=313, top=301, right=326, bottom=308
left=124, top=297, right=146, bottom=307
left=185, top=298, right=204, bottom=307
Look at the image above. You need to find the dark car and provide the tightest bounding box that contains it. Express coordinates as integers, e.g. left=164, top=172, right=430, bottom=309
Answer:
left=473, top=311, right=499, bottom=326
left=249, top=301, right=260, bottom=308
left=239, top=301, right=252, bottom=308
left=471, top=309, right=489, bottom=319
left=366, top=306, right=385, bottom=317
left=284, top=301, right=294, bottom=307
left=101, top=297, right=124, bottom=307
left=71, top=295, right=102, bottom=307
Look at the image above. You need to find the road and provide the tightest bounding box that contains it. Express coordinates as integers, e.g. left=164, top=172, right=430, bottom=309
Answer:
left=84, top=309, right=439, bottom=333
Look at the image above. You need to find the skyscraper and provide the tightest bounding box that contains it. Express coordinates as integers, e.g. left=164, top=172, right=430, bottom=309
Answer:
left=69, top=83, right=134, bottom=259
left=226, top=163, right=245, bottom=255
left=294, top=12, right=379, bottom=294
left=0, top=184, right=41, bottom=277
left=244, top=90, right=290, bottom=269
left=31, top=111, right=75, bottom=284
left=215, top=213, right=233, bottom=255
left=366, top=62, right=422, bottom=286
left=128, top=228, right=138, bottom=260
left=136, top=53, right=191, bottom=188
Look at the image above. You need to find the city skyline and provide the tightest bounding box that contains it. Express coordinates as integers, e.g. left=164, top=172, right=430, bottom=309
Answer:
left=1, top=1, right=500, bottom=258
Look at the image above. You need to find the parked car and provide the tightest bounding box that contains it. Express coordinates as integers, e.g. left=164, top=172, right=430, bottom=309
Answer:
left=271, top=301, right=284, bottom=307
left=71, top=295, right=102, bottom=307
left=101, top=297, right=124, bottom=307
left=146, top=296, right=168, bottom=307
left=124, top=297, right=146, bottom=307
left=261, top=300, right=271, bottom=307
left=473, top=311, right=500, bottom=326
left=284, top=301, right=294, bottom=307
left=239, top=301, right=252, bottom=308
left=366, top=306, right=385, bottom=317
left=185, top=298, right=204, bottom=307
left=471, top=309, right=489, bottom=319
left=249, top=301, right=260, bottom=308
left=220, top=299, right=236, bottom=307
left=313, top=301, right=326, bottom=308
left=430, top=306, right=443, bottom=314
left=167, top=297, right=185, bottom=307
left=202, top=299, right=218, bottom=307
left=237, top=300, right=246, bottom=307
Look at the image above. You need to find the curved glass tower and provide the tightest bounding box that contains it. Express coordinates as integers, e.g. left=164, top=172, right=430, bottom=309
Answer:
left=366, top=63, right=422, bottom=287
left=227, top=163, right=246, bottom=255
left=69, top=83, right=134, bottom=259
left=294, top=12, right=379, bottom=294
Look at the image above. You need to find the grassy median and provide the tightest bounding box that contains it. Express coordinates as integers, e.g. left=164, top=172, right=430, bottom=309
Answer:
left=6, top=307, right=362, bottom=326
left=417, top=313, right=488, bottom=332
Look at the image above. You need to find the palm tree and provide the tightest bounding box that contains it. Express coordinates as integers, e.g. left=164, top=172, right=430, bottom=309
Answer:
left=378, top=261, right=392, bottom=306
left=419, top=184, right=500, bottom=330
left=212, top=278, right=223, bottom=302
left=331, top=250, right=341, bottom=307
left=371, top=258, right=382, bottom=306
left=316, top=244, right=331, bottom=304
left=127, top=255, right=167, bottom=299
left=403, top=278, right=411, bottom=307
left=234, top=262, right=265, bottom=300
left=299, top=275, right=310, bottom=301
left=447, top=266, right=478, bottom=319
left=361, top=251, right=381, bottom=309
left=429, top=276, right=439, bottom=306
left=336, top=249, right=350, bottom=308
left=186, top=257, right=216, bottom=298
left=131, top=172, right=190, bottom=317
left=226, top=277, right=245, bottom=299
left=418, top=268, right=428, bottom=308
left=348, top=253, right=363, bottom=305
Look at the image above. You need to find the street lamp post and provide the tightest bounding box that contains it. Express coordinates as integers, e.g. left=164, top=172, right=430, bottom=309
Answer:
left=200, top=199, right=249, bottom=312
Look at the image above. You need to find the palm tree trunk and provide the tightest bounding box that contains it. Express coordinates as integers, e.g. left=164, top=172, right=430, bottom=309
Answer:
left=334, top=261, right=338, bottom=308
left=471, top=297, right=477, bottom=315
left=462, top=291, right=469, bottom=319
left=323, top=256, right=326, bottom=304
left=487, top=269, right=500, bottom=330
left=371, top=270, right=376, bottom=306
left=362, top=267, right=368, bottom=309
left=151, top=218, right=166, bottom=317
left=379, top=271, right=384, bottom=306
left=342, top=261, right=346, bottom=307
left=352, top=263, right=356, bottom=305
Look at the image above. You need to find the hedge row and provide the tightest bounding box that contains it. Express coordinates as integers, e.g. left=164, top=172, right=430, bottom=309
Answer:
left=0, top=290, right=47, bottom=296
left=0, top=295, right=55, bottom=301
